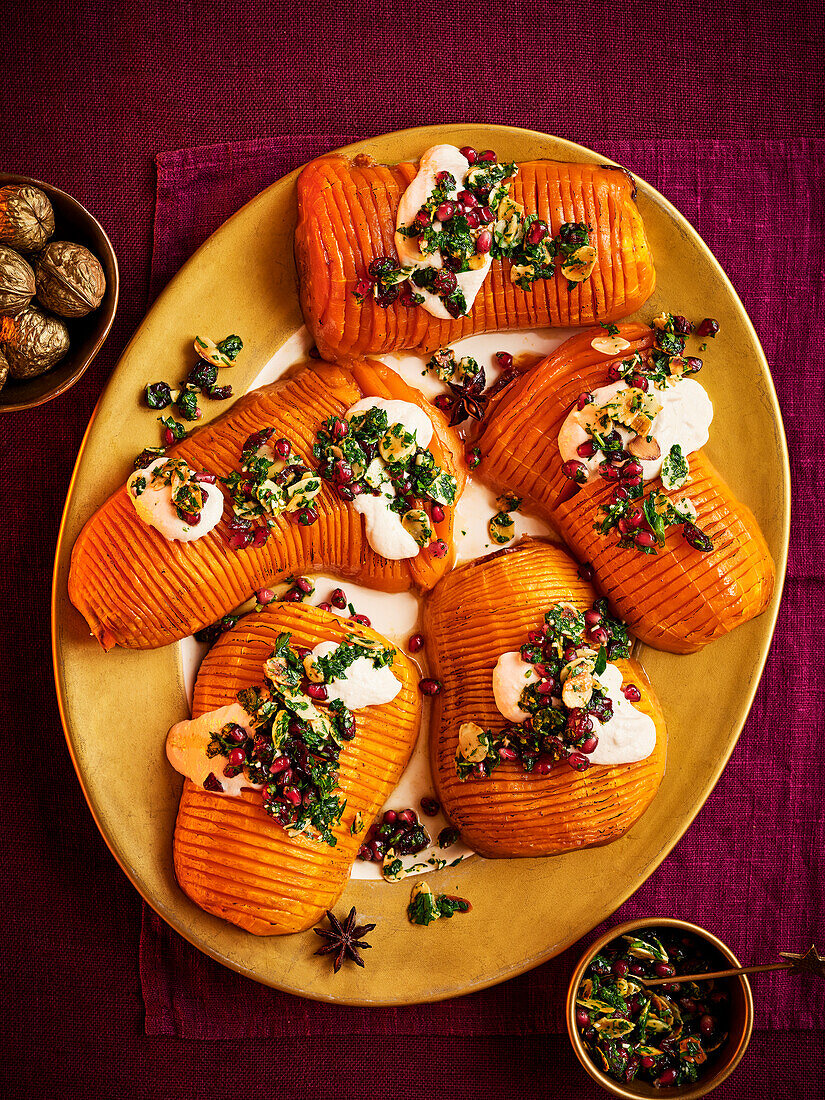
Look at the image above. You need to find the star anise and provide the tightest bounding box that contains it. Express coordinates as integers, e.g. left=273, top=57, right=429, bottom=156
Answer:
left=780, top=944, right=825, bottom=979
left=313, top=906, right=376, bottom=974
left=446, top=381, right=489, bottom=426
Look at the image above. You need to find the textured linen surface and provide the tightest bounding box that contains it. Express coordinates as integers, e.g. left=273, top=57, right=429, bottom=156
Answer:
left=139, top=136, right=824, bottom=1038
left=1, top=2, right=823, bottom=1096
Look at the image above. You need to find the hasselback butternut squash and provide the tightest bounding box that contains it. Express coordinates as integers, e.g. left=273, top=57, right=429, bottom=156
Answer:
left=476, top=325, right=775, bottom=653
left=69, top=359, right=465, bottom=650
left=172, top=603, right=421, bottom=934
left=424, top=539, right=667, bottom=858
left=295, top=153, right=655, bottom=359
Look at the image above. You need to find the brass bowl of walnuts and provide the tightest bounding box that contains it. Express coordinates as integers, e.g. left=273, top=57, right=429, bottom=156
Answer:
left=0, top=172, right=118, bottom=411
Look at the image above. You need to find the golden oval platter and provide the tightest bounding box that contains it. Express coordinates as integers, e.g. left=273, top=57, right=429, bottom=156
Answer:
left=51, top=124, right=790, bottom=1005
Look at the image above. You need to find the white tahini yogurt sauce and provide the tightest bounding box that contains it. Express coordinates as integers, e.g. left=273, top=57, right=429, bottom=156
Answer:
left=491, top=654, right=656, bottom=766
left=395, top=144, right=491, bottom=321
left=345, top=398, right=435, bottom=561
left=587, top=664, right=657, bottom=766
left=127, top=457, right=224, bottom=542
left=492, top=650, right=539, bottom=723
left=166, top=702, right=262, bottom=797
left=558, top=379, right=713, bottom=483
left=310, top=641, right=402, bottom=709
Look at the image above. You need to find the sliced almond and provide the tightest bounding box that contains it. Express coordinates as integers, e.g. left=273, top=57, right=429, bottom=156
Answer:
left=562, top=245, right=597, bottom=283
left=562, top=666, right=595, bottom=709
left=591, top=335, right=631, bottom=356
left=302, top=654, right=325, bottom=683
left=194, top=336, right=233, bottom=369
left=467, top=254, right=487, bottom=271
left=627, top=435, right=661, bottom=460
left=629, top=412, right=653, bottom=436
left=458, top=722, right=488, bottom=763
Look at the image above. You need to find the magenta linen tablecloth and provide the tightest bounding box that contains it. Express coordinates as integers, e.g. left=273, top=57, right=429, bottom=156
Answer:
left=140, top=136, right=824, bottom=1038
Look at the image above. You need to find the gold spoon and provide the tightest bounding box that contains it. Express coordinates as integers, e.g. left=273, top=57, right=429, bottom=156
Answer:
left=636, top=944, right=825, bottom=989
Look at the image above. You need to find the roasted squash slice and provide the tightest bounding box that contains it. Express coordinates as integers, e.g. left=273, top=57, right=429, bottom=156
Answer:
left=69, top=359, right=465, bottom=650
left=424, top=539, right=667, bottom=858
left=172, top=603, right=421, bottom=935
left=476, top=325, right=775, bottom=653
left=295, top=154, right=655, bottom=359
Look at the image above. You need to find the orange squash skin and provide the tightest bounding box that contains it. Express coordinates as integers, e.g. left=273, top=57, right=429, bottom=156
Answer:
left=295, top=154, right=655, bottom=359
left=424, top=539, right=667, bottom=858
left=476, top=325, right=775, bottom=654
left=173, top=604, right=421, bottom=935
left=68, top=359, right=465, bottom=650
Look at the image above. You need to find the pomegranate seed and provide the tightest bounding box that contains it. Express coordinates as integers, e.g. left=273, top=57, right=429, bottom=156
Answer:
left=433, top=394, right=454, bottom=413
left=435, top=170, right=453, bottom=184
left=654, top=962, right=675, bottom=977
left=475, top=231, right=492, bottom=254
left=337, top=484, right=355, bottom=501
left=284, top=588, right=302, bottom=602
left=478, top=205, right=494, bottom=224
left=577, top=440, right=596, bottom=458
left=432, top=268, right=457, bottom=295
left=696, top=317, right=719, bottom=338
left=464, top=209, right=480, bottom=229
left=584, top=609, right=602, bottom=628
left=613, top=959, right=630, bottom=976
left=256, top=588, right=276, bottom=605
left=623, top=474, right=642, bottom=487
left=577, top=562, right=594, bottom=581
left=357, top=844, right=372, bottom=861
left=612, top=487, right=629, bottom=502
left=435, top=201, right=456, bottom=222
left=499, top=746, right=519, bottom=761
left=618, top=516, right=633, bottom=536
left=317, top=602, right=332, bottom=612
left=431, top=539, right=448, bottom=558
left=413, top=209, right=431, bottom=229
left=494, top=351, right=513, bottom=370
left=607, top=364, right=622, bottom=382
left=526, top=220, right=548, bottom=245
left=641, top=1056, right=655, bottom=1069
left=527, top=629, right=543, bottom=644
left=429, top=503, right=446, bottom=524
left=627, top=508, right=645, bottom=529
left=457, top=189, right=478, bottom=208
left=459, top=146, right=477, bottom=163
left=656, top=1070, right=677, bottom=1087
left=355, top=278, right=372, bottom=297
left=179, top=510, right=200, bottom=525
left=420, top=796, right=440, bottom=816
left=700, top=1014, right=716, bottom=1035
left=408, top=633, right=425, bottom=653
left=537, top=681, right=555, bottom=696
left=398, top=808, right=417, bottom=825
left=282, top=786, right=302, bottom=806
left=562, top=459, right=588, bottom=483
left=589, top=626, right=609, bottom=646
left=227, top=747, right=246, bottom=767
left=194, top=471, right=216, bottom=484
left=635, top=530, right=656, bottom=548
left=575, top=1008, right=590, bottom=1028
left=162, top=427, right=175, bottom=447
left=296, top=506, right=318, bottom=526
left=295, top=576, right=313, bottom=594
left=274, top=438, right=290, bottom=458
left=229, top=529, right=253, bottom=550
left=334, top=459, right=353, bottom=484
left=598, top=463, right=620, bottom=481
left=226, top=726, right=246, bottom=744
left=534, top=753, right=554, bottom=775
left=465, top=446, right=481, bottom=469
left=623, top=460, right=643, bottom=478
left=383, top=809, right=398, bottom=824
left=268, top=757, right=290, bottom=775
left=332, top=417, right=349, bottom=440
left=630, top=373, right=649, bottom=391
left=350, top=613, right=371, bottom=627
left=477, top=149, right=497, bottom=162
left=579, top=736, right=599, bottom=754
left=419, top=678, right=441, bottom=696
left=306, top=683, right=328, bottom=701
left=576, top=391, right=594, bottom=411
left=567, top=752, right=590, bottom=772
left=623, top=683, right=642, bottom=703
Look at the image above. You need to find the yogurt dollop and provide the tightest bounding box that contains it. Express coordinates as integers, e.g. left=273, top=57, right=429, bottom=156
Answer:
left=492, top=650, right=539, bottom=723
left=166, top=702, right=261, bottom=796
left=345, top=398, right=435, bottom=561
left=395, top=144, right=491, bottom=321
left=311, top=641, right=402, bottom=709
left=127, top=457, right=224, bottom=542
left=491, top=653, right=656, bottom=766
left=558, top=379, right=713, bottom=483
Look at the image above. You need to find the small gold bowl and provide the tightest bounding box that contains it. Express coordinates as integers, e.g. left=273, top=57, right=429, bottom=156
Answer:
left=0, top=172, right=119, bottom=411
left=566, top=918, right=754, bottom=1100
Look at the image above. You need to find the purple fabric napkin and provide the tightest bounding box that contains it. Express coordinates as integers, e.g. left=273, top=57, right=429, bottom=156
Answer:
left=141, top=136, right=824, bottom=1037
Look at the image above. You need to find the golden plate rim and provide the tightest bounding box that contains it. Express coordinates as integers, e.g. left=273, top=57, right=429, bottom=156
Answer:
left=51, top=123, right=790, bottom=1006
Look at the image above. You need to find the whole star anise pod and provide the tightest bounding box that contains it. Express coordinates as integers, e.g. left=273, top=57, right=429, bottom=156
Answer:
left=445, top=381, right=489, bottom=426
left=313, top=906, right=376, bottom=974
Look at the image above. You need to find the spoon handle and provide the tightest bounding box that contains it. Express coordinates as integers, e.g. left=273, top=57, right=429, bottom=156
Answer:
left=643, top=961, right=793, bottom=988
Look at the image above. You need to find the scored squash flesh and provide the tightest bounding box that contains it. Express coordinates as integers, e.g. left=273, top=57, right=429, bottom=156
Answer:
left=68, top=358, right=465, bottom=651
left=295, top=154, right=655, bottom=358
left=424, top=538, right=667, bottom=858
left=476, top=325, right=775, bottom=653
left=173, top=603, right=421, bottom=935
